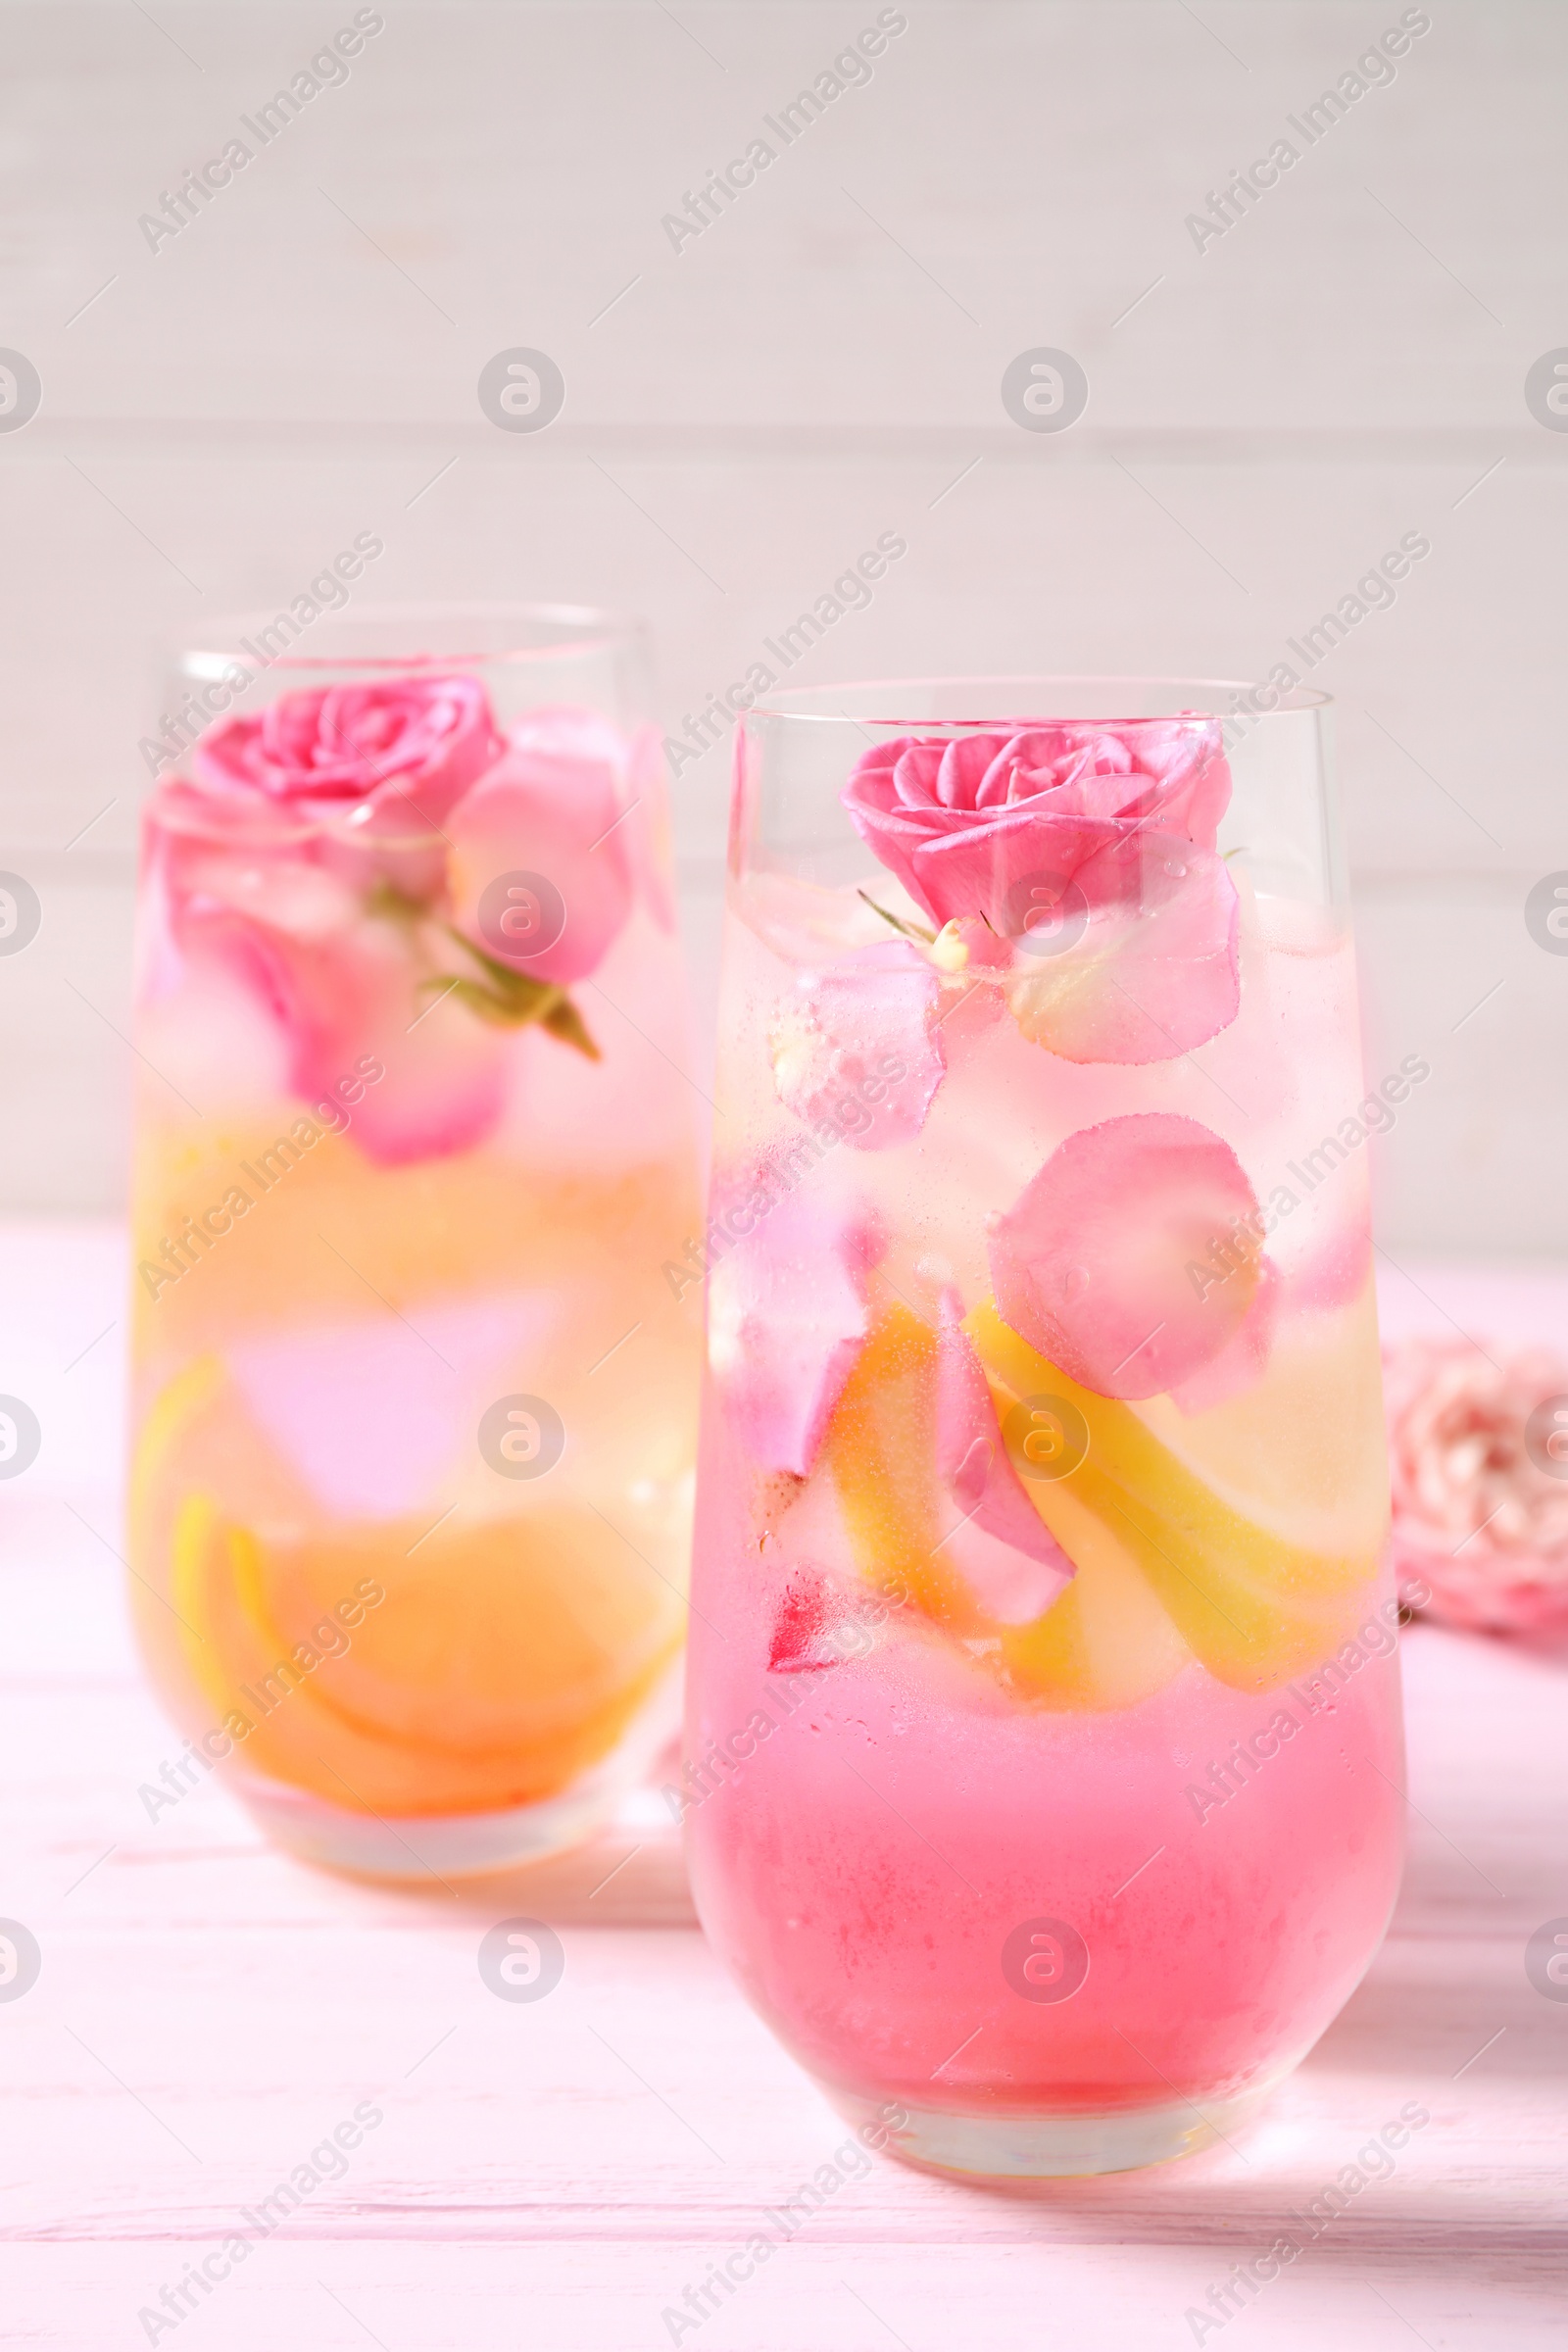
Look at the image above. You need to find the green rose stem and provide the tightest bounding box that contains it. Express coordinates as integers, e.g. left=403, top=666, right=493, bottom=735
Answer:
left=367, top=879, right=601, bottom=1060
left=857, top=889, right=936, bottom=945
left=420, top=927, right=601, bottom=1059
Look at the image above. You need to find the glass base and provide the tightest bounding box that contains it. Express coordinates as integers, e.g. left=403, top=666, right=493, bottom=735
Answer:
left=824, top=2084, right=1269, bottom=2180
left=232, top=1678, right=681, bottom=1883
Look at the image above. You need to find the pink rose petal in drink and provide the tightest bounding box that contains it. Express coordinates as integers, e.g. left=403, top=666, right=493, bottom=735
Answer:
left=708, top=1189, right=885, bottom=1477
left=329, top=954, right=510, bottom=1165
left=769, top=941, right=946, bottom=1151
left=1281, top=1217, right=1373, bottom=1315
left=766, top=1568, right=882, bottom=1673
left=509, top=705, right=677, bottom=932
left=1007, top=833, right=1240, bottom=1063
left=990, top=1111, right=1266, bottom=1401
left=935, top=1295, right=1074, bottom=1622
left=951, top=916, right=1014, bottom=971
left=1170, top=1257, right=1281, bottom=1415
left=767, top=1572, right=837, bottom=1673
left=162, top=836, right=508, bottom=1166
left=446, top=728, right=635, bottom=986
left=891, top=802, right=1125, bottom=938
left=230, top=1291, right=558, bottom=1520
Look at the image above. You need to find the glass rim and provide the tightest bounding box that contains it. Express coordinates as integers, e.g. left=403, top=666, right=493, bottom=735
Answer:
left=169, top=599, right=645, bottom=684
left=744, top=674, right=1333, bottom=727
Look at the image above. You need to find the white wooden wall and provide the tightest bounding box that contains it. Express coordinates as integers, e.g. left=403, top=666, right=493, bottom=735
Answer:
left=0, top=0, right=1562, bottom=1250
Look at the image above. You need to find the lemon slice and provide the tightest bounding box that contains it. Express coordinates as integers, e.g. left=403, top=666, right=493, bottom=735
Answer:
left=822, top=1299, right=1189, bottom=1709
left=966, top=1298, right=1380, bottom=1691
left=1135, top=1279, right=1391, bottom=1560
left=996, top=1472, right=1194, bottom=1710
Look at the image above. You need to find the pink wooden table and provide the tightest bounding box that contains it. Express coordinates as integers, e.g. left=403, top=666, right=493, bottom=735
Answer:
left=2, top=1231, right=1565, bottom=2348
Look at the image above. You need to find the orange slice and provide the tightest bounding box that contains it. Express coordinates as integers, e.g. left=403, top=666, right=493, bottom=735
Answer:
left=820, top=1298, right=1188, bottom=1709
left=191, top=1506, right=679, bottom=1814
left=822, top=1300, right=975, bottom=1627
left=128, top=1359, right=683, bottom=1815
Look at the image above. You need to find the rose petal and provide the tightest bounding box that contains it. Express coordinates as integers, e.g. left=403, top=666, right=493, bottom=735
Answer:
left=707, top=1190, right=885, bottom=1476
left=767, top=1566, right=877, bottom=1672
left=935, top=1293, right=1075, bottom=1621
left=934, top=734, right=1005, bottom=808
left=446, top=740, right=634, bottom=985
left=990, top=1111, right=1265, bottom=1400
left=951, top=916, right=1015, bottom=971
left=1170, top=1256, right=1281, bottom=1415
left=230, top=1292, right=556, bottom=1520
left=325, top=958, right=509, bottom=1166
left=1280, top=1219, right=1373, bottom=1315
left=509, top=702, right=669, bottom=936
left=161, top=832, right=507, bottom=1166
left=1129, top=720, right=1232, bottom=851
left=890, top=740, right=945, bottom=810
left=842, top=717, right=1233, bottom=940
left=1007, top=833, right=1239, bottom=1063
left=768, top=940, right=946, bottom=1151
left=909, top=806, right=1125, bottom=934
left=193, top=675, right=501, bottom=833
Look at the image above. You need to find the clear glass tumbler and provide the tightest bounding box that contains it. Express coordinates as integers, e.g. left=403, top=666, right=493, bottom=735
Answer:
left=683, top=677, right=1404, bottom=2177
left=127, top=605, right=703, bottom=1877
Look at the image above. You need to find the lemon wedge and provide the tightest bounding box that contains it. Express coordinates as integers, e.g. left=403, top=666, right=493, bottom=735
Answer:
left=966, top=1298, right=1381, bottom=1691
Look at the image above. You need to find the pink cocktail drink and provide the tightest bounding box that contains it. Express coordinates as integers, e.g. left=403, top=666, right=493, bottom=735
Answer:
left=683, top=679, right=1404, bottom=2176
left=127, top=609, right=703, bottom=1878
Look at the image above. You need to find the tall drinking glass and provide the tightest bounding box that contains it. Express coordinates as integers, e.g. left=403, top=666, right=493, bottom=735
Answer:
left=684, top=678, right=1403, bottom=2176
left=128, top=606, right=703, bottom=1877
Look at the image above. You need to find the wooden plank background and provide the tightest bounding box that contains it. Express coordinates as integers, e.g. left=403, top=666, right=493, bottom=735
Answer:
left=0, top=1, right=1563, bottom=1252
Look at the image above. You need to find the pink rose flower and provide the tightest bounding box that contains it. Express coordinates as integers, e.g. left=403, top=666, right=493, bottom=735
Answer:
left=1385, top=1337, right=1568, bottom=1635
left=153, top=676, right=644, bottom=1165
left=990, top=1111, right=1270, bottom=1401
left=195, top=675, right=501, bottom=868
left=842, top=719, right=1240, bottom=1063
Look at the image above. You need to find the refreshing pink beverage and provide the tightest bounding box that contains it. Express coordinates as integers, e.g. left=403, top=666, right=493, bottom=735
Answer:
left=682, top=678, right=1404, bottom=2177
left=127, top=609, right=703, bottom=1879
